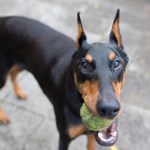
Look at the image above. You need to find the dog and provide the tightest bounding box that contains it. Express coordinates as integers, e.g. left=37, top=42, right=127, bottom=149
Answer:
left=0, top=9, right=128, bottom=150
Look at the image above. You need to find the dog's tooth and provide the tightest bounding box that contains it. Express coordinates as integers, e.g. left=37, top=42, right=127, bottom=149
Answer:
left=98, top=132, right=103, bottom=139
left=110, top=131, right=117, bottom=137
left=101, top=137, right=107, bottom=142
left=100, top=135, right=114, bottom=143
left=108, top=136, right=113, bottom=141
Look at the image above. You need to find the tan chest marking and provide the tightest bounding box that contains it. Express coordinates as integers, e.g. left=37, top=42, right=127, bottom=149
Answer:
left=68, top=124, right=86, bottom=139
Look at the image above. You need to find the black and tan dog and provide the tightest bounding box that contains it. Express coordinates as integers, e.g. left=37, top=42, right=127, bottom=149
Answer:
left=0, top=9, right=128, bottom=150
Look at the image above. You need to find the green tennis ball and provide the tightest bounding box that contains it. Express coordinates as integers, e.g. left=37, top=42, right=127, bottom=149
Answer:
left=80, top=103, right=112, bottom=131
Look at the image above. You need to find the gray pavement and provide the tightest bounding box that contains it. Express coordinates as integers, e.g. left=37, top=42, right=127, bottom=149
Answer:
left=0, top=0, right=150, bottom=150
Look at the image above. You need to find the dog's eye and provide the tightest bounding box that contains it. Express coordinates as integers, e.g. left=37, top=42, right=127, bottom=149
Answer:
left=80, top=61, right=89, bottom=70
left=113, top=60, right=120, bottom=69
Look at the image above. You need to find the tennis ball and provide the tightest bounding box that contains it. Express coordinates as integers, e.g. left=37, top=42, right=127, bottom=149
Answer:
left=80, top=103, right=112, bottom=131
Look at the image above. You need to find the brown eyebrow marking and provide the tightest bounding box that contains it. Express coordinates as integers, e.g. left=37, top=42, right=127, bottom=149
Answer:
left=85, top=54, right=93, bottom=63
left=109, top=52, right=115, bottom=61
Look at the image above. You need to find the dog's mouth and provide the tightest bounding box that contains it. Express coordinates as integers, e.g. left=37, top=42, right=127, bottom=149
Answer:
left=94, top=119, right=118, bottom=146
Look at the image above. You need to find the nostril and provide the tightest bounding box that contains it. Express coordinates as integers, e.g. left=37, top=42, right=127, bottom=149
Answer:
left=113, top=108, right=119, bottom=116
left=114, top=108, right=119, bottom=113
left=101, top=109, right=106, bottom=113
left=97, top=99, right=120, bottom=119
left=100, top=108, right=107, bottom=117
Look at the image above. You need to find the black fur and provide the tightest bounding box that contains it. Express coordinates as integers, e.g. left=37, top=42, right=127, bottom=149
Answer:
left=0, top=11, right=128, bottom=150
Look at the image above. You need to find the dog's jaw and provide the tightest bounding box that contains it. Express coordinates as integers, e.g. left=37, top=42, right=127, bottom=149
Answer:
left=94, top=118, right=118, bottom=146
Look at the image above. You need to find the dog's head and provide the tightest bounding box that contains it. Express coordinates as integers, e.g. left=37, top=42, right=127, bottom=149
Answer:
left=71, top=9, right=129, bottom=146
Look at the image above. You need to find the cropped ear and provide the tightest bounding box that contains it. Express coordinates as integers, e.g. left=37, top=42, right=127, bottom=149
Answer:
left=110, top=9, right=123, bottom=49
left=77, top=12, right=87, bottom=47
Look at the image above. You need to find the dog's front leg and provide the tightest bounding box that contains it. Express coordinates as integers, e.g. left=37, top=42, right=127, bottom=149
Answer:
left=59, top=134, right=71, bottom=150
left=10, top=65, right=27, bottom=100
left=87, top=133, right=95, bottom=150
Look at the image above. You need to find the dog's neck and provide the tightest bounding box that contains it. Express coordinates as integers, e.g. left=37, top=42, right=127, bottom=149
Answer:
left=63, top=65, right=83, bottom=117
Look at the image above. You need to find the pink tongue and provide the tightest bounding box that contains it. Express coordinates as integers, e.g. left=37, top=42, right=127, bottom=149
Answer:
left=95, top=119, right=118, bottom=146
left=98, top=121, right=117, bottom=140
left=110, top=121, right=117, bottom=132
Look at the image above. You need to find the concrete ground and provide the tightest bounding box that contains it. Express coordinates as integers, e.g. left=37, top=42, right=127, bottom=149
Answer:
left=0, top=0, right=150, bottom=150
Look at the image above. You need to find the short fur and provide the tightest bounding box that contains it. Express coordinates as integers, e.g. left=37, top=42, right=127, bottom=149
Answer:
left=0, top=10, right=128, bottom=150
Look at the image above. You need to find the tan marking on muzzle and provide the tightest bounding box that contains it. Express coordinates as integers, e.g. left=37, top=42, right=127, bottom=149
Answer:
left=112, top=71, right=127, bottom=117
left=112, top=82, right=122, bottom=117
left=85, top=54, right=93, bottom=63
left=112, top=82, right=121, bottom=101
left=121, top=72, right=126, bottom=88
left=74, top=74, right=99, bottom=115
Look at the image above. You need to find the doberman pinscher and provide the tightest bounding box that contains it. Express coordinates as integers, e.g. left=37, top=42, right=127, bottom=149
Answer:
left=0, top=9, right=128, bottom=150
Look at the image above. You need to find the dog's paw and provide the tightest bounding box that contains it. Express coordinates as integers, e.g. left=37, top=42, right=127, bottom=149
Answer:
left=0, top=108, right=10, bottom=124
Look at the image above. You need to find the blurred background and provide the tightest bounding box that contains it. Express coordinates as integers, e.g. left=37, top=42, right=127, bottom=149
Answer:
left=0, top=0, right=150, bottom=150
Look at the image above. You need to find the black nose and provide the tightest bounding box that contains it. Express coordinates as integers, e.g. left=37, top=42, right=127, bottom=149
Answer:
left=97, top=99, right=120, bottom=119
